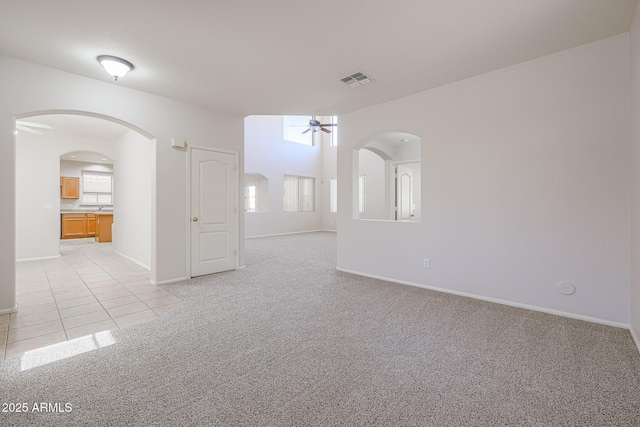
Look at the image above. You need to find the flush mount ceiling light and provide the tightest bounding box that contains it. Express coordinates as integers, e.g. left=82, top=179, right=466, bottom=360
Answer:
left=97, top=55, right=134, bottom=81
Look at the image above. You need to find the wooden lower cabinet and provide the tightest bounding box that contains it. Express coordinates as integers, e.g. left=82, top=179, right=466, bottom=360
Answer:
left=86, top=214, right=96, bottom=237
left=61, top=213, right=110, bottom=241
left=95, top=214, right=113, bottom=243
left=61, top=214, right=88, bottom=238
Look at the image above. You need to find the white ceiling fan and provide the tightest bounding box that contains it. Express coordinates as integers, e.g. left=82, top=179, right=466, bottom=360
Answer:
left=16, top=119, right=53, bottom=135
left=302, top=118, right=336, bottom=134
left=292, top=117, right=337, bottom=134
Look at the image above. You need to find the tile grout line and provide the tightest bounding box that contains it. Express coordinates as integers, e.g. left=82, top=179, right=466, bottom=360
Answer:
left=8, top=239, right=175, bottom=358
left=44, top=253, right=69, bottom=343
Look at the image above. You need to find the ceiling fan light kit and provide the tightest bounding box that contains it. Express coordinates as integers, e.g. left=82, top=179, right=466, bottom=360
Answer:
left=301, top=118, right=337, bottom=134
left=97, top=55, right=134, bottom=81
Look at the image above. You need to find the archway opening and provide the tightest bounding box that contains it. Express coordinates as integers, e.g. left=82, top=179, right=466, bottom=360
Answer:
left=15, top=111, right=156, bottom=275
left=353, top=131, right=421, bottom=221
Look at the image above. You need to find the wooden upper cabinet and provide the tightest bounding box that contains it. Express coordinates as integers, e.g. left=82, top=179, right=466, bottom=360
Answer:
left=60, top=177, right=80, bottom=199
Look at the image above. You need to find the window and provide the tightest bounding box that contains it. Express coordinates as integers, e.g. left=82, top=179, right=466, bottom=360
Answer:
left=245, top=184, right=257, bottom=212
left=283, top=115, right=313, bottom=146
left=359, top=175, right=366, bottom=213
left=244, top=173, right=269, bottom=212
left=330, top=179, right=337, bottom=213
left=82, top=171, right=113, bottom=205
left=330, top=116, right=338, bottom=146
left=283, top=175, right=315, bottom=212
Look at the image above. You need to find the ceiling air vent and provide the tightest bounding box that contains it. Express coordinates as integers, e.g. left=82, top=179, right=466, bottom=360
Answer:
left=340, top=72, right=374, bottom=88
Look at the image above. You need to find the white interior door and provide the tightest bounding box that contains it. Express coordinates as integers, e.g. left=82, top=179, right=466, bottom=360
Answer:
left=190, top=147, right=237, bottom=277
left=396, top=164, right=413, bottom=220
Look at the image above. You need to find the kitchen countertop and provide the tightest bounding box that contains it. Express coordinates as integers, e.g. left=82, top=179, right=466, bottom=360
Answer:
left=61, top=210, right=114, bottom=215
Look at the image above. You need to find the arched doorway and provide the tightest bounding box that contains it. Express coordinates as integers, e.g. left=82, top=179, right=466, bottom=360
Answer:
left=15, top=111, right=156, bottom=279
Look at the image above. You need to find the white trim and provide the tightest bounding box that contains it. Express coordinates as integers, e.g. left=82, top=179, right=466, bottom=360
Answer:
left=631, top=326, right=640, bottom=355
left=320, top=229, right=337, bottom=233
left=112, top=249, right=150, bottom=271
left=336, top=267, right=629, bottom=330
left=186, top=145, right=240, bottom=279
left=16, top=255, right=61, bottom=262
left=0, top=304, right=19, bottom=315
left=150, top=277, right=189, bottom=286
left=245, top=229, right=324, bottom=239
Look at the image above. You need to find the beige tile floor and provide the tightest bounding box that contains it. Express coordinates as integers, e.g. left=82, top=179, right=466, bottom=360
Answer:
left=1, top=238, right=181, bottom=360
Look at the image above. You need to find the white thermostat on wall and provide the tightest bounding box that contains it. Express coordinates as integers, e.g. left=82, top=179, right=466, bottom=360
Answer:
left=171, top=138, right=186, bottom=148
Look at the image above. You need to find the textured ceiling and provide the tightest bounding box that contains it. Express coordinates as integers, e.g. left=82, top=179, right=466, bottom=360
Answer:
left=0, top=0, right=636, bottom=117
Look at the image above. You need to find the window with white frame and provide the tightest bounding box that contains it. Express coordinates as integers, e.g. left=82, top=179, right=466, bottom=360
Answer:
left=330, top=116, right=338, bottom=146
left=245, top=183, right=257, bottom=212
left=330, top=179, right=337, bottom=213
left=283, top=115, right=314, bottom=146
left=283, top=175, right=315, bottom=212
left=82, top=171, right=113, bottom=205
left=359, top=175, right=366, bottom=213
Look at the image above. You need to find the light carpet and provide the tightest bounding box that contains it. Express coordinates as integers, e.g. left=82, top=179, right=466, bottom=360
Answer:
left=1, top=232, right=639, bottom=425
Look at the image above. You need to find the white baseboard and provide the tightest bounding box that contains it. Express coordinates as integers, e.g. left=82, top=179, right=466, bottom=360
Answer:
left=336, top=267, right=629, bottom=330
left=112, top=249, right=150, bottom=271
left=16, top=255, right=60, bottom=262
left=631, top=326, right=640, bottom=355
left=245, top=229, right=324, bottom=239
left=0, top=304, right=18, bottom=315
left=150, top=277, right=189, bottom=286
left=320, top=229, right=337, bottom=233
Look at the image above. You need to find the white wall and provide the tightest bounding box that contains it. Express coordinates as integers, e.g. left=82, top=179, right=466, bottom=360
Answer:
left=60, top=160, right=114, bottom=211
left=244, top=115, right=323, bottom=237
left=16, top=133, right=116, bottom=261
left=338, top=34, right=630, bottom=326
left=112, top=129, right=153, bottom=269
left=358, top=149, right=387, bottom=220
left=1, top=53, right=244, bottom=313
left=629, top=4, right=640, bottom=348
left=321, top=133, right=338, bottom=232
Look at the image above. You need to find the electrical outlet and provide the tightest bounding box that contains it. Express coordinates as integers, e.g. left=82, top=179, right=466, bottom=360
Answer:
left=423, top=258, right=430, bottom=268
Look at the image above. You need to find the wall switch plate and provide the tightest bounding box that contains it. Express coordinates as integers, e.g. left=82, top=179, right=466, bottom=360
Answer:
left=423, top=258, right=430, bottom=268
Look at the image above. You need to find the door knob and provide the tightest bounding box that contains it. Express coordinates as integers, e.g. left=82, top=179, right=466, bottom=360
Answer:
left=192, top=217, right=198, bottom=222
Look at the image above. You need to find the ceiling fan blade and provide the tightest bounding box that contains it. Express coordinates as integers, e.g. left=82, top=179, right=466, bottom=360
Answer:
left=16, top=124, right=43, bottom=135
left=16, top=120, right=53, bottom=130
left=319, top=124, right=337, bottom=127
left=321, top=128, right=332, bottom=134
left=301, top=128, right=311, bottom=134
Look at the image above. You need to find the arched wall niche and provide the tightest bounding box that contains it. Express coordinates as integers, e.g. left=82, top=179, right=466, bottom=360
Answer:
left=352, top=130, right=421, bottom=221
left=244, top=172, right=269, bottom=212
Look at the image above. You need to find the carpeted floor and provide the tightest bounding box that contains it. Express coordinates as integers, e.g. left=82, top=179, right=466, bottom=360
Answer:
left=1, top=231, right=639, bottom=425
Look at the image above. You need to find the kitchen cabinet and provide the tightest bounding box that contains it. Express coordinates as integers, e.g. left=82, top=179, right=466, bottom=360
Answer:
left=61, top=214, right=88, bottom=238
left=60, top=177, right=80, bottom=199
left=61, top=213, right=110, bottom=240
left=95, top=214, right=113, bottom=243
left=86, top=214, right=96, bottom=237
